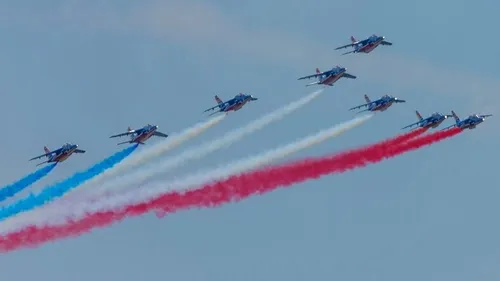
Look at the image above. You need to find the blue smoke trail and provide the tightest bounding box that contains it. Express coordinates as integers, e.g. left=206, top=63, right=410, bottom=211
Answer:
left=0, top=163, right=57, bottom=202
left=0, top=144, right=138, bottom=221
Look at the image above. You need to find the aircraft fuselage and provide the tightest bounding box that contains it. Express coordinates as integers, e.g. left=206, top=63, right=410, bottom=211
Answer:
left=132, top=130, right=156, bottom=143
left=320, top=73, right=343, bottom=86
left=459, top=118, right=484, bottom=129
left=372, top=101, right=393, bottom=111
left=423, top=118, right=445, bottom=128
left=357, top=38, right=384, bottom=53
left=461, top=123, right=479, bottom=129
left=50, top=148, right=77, bottom=163
left=224, top=99, right=249, bottom=112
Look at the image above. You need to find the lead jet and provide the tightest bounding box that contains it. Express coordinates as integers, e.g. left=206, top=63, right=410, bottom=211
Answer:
left=335, top=34, right=392, bottom=55
left=203, top=93, right=258, bottom=116
left=110, top=124, right=169, bottom=145
left=29, top=143, right=85, bottom=166
left=297, top=66, right=356, bottom=87
left=349, top=94, right=405, bottom=113
left=402, top=110, right=453, bottom=130
left=442, top=110, right=492, bottom=130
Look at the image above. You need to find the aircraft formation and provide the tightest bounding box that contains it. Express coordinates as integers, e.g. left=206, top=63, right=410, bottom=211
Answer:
left=28, top=34, right=492, bottom=167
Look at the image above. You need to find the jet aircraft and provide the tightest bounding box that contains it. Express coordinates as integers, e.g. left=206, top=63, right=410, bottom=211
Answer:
left=297, top=66, right=356, bottom=87
left=335, top=34, right=392, bottom=55
left=349, top=94, right=405, bottom=113
left=110, top=124, right=169, bottom=145
left=203, top=93, right=258, bottom=115
left=29, top=143, right=85, bottom=166
left=402, top=110, right=453, bottom=130
left=442, top=110, right=492, bottom=130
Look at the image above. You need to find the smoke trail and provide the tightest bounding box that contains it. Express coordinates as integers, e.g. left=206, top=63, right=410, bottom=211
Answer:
left=66, top=115, right=226, bottom=200
left=0, top=114, right=371, bottom=235
left=0, top=164, right=57, bottom=202
left=74, top=89, right=324, bottom=199
left=0, top=127, right=460, bottom=253
left=0, top=145, right=138, bottom=221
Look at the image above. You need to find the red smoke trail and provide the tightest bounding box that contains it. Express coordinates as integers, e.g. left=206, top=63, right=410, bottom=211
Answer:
left=0, top=128, right=460, bottom=252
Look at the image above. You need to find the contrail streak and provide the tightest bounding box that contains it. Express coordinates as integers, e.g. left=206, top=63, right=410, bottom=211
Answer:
left=0, top=114, right=371, bottom=235
left=74, top=89, right=324, bottom=199
left=0, top=164, right=56, bottom=202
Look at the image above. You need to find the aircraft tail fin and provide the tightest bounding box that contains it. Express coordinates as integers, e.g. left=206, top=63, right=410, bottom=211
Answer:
left=415, top=110, right=423, bottom=120
left=451, top=110, right=460, bottom=123
left=315, top=68, right=321, bottom=74
left=364, top=94, right=371, bottom=103
left=214, top=95, right=223, bottom=104
left=350, top=36, right=357, bottom=43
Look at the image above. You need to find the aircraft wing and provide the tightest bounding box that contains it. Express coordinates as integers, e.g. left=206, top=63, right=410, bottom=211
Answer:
left=153, top=131, right=169, bottom=138
left=441, top=124, right=457, bottom=130
left=335, top=40, right=364, bottom=50
left=336, top=38, right=370, bottom=50
left=75, top=149, right=86, bottom=153
left=204, top=99, right=231, bottom=112
left=342, top=73, right=357, bottom=79
left=30, top=153, right=51, bottom=161
left=297, top=73, right=322, bottom=80
left=341, top=50, right=356, bottom=55
left=204, top=105, right=223, bottom=112
left=401, top=120, right=422, bottom=129
left=335, top=43, right=355, bottom=50
left=109, top=131, right=135, bottom=138
left=479, top=114, right=492, bottom=118
left=380, top=40, right=392, bottom=45
left=29, top=148, right=61, bottom=161
left=349, top=102, right=371, bottom=111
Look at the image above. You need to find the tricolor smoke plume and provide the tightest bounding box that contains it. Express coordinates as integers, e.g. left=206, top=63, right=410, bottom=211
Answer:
left=0, top=127, right=460, bottom=252
left=0, top=114, right=371, bottom=235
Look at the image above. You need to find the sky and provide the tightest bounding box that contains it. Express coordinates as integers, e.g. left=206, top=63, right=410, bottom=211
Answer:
left=0, top=0, right=499, bottom=280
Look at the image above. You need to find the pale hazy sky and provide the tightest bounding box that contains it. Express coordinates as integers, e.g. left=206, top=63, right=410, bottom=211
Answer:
left=0, top=1, right=499, bottom=280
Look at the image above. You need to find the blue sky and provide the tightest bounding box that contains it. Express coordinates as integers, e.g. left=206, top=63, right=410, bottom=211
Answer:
left=0, top=0, right=499, bottom=280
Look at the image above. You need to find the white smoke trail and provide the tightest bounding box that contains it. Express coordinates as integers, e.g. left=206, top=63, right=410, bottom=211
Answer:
left=64, top=115, right=226, bottom=199
left=73, top=89, right=324, bottom=199
left=0, top=114, right=372, bottom=233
